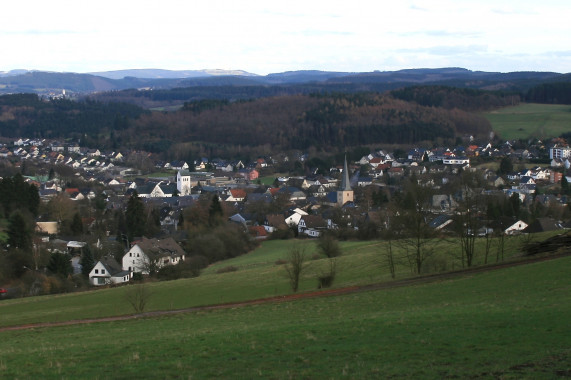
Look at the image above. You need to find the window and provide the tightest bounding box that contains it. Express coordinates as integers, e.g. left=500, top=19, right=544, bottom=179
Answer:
left=102, top=269, right=106, bottom=274
left=95, top=269, right=99, bottom=274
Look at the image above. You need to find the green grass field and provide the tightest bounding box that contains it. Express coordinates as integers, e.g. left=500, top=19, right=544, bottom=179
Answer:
left=0, top=254, right=569, bottom=379
left=0, top=234, right=559, bottom=328
left=483, top=103, right=571, bottom=140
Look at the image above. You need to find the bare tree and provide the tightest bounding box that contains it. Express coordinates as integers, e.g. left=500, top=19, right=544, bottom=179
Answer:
left=453, top=190, right=481, bottom=268
left=284, top=245, right=308, bottom=292
left=124, top=283, right=152, bottom=313
left=384, top=238, right=396, bottom=279
left=379, top=209, right=398, bottom=279
left=394, top=181, right=437, bottom=274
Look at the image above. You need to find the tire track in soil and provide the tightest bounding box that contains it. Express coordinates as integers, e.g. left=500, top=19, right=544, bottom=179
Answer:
left=0, top=251, right=568, bottom=333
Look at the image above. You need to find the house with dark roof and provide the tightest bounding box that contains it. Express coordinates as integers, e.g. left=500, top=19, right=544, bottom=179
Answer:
left=524, top=218, right=563, bottom=233
left=122, top=237, right=186, bottom=275
left=298, top=215, right=327, bottom=237
left=89, top=256, right=130, bottom=286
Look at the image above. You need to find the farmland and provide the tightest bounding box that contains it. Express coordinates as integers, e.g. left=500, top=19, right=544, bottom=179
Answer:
left=0, top=234, right=553, bottom=328
left=0, top=252, right=569, bottom=379
left=484, top=103, right=571, bottom=140
left=0, top=233, right=570, bottom=378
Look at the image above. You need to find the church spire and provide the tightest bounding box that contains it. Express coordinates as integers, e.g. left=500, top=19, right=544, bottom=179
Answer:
left=340, top=154, right=352, bottom=191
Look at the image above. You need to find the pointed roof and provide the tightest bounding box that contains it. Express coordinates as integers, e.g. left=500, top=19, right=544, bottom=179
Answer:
left=340, top=155, right=352, bottom=191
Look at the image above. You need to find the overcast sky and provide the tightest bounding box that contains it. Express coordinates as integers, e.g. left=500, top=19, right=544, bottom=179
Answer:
left=2, top=0, right=570, bottom=75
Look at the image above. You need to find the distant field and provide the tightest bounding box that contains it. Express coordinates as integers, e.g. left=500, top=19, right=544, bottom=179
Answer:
left=0, top=255, right=568, bottom=379
left=143, top=171, right=176, bottom=178
left=483, top=103, right=571, bottom=140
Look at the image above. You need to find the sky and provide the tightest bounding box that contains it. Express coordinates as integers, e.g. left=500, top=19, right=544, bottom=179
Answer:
left=1, top=0, right=570, bottom=75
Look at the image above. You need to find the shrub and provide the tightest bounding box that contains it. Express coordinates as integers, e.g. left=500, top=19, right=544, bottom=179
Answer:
left=421, top=255, right=448, bottom=274
left=157, top=265, right=183, bottom=281
left=317, top=234, right=341, bottom=258
left=317, top=259, right=337, bottom=289
left=179, top=255, right=208, bottom=278
left=268, top=228, right=294, bottom=240
left=274, top=259, right=288, bottom=265
left=216, top=266, right=238, bottom=274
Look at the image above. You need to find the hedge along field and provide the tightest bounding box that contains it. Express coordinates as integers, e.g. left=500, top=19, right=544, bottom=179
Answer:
left=0, top=233, right=558, bottom=328
left=483, top=103, right=571, bottom=140
left=0, top=255, right=569, bottom=379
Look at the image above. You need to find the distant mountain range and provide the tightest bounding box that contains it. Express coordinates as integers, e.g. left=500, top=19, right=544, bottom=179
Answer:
left=0, top=67, right=569, bottom=96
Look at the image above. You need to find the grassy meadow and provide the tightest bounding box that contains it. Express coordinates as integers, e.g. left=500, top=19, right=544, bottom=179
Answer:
left=0, top=254, right=569, bottom=379
left=0, top=233, right=552, bottom=329
left=483, top=103, right=571, bottom=140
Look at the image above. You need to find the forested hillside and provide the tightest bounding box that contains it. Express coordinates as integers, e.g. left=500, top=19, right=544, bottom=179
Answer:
left=525, top=81, right=571, bottom=104
left=0, top=94, right=146, bottom=140
left=389, top=86, right=520, bottom=111
left=121, top=93, right=492, bottom=156
left=0, top=86, right=535, bottom=159
left=0, top=91, right=497, bottom=156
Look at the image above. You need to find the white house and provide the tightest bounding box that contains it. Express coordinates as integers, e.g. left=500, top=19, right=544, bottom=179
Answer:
left=123, top=237, right=186, bottom=275
left=443, top=157, right=470, bottom=165
left=284, top=208, right=308, bottom=227
left=505, top=220, right=529, bottom=235
left=549, top=146, right=571, bottom=159
left=89, top=256, right=130, bottom=286
left=297, top=215, right=327, bottom=237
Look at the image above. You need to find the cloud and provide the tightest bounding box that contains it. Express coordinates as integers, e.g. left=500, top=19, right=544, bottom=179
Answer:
left=289, top=29, right=354, bottom=37
left=409, top=4, right=429, bottom=12
left=491, top=7, right=536, bottom=15
left=547, top=50, right=571, bottom=58
left=0, top=29, right=82, bottom=36
left=395, top=30, right=483, bottom=38
left=396, top=45, right=489, bottom=56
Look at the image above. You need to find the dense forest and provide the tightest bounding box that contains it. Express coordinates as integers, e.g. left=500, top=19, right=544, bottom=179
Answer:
left=0, top=94, right=146, bottom=141
left=0, top=84, right=549, bottom=159
left=119, top=92, right=492, bottom=157
left=525, top=82, right=571, bottom=104
left=389, top=86, right=520, bottom=111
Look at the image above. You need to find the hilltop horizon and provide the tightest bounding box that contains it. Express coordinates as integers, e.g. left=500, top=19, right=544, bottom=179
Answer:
left=1, top=66, right=568, bottom=80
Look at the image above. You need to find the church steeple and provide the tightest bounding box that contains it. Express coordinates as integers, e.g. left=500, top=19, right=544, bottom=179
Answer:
left=340, top=154, right=352, bottom=191
left=337, top=154, right=354, bottom=206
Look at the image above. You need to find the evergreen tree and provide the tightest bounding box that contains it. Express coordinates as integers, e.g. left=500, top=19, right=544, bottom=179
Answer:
left=70, top=212, right=84, bottom=236
left=145, top=207, right=161, bottom=237
left=126, top=191, right=146, bottom=241
left=509, top=193, right=521, bottom=218
left=7, top=211, right=32, bottom=250
left=499, top=156, right=513, bottom=175
left=208, top=194, right=223, bottom=226
left=80, top=245, right=95, bottom=277
left=47, top=252, right=73, bottom=278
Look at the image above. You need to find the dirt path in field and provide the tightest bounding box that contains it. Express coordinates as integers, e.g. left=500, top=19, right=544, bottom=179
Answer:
left=0, top=251, right=568, bottom=333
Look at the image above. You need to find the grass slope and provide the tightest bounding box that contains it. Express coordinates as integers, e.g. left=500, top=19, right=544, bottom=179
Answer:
left=484, top=103, right=571, bottom=140
left=0, top=234, right=559, bottom=328
left=0, top=255, right=569, bottom=379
